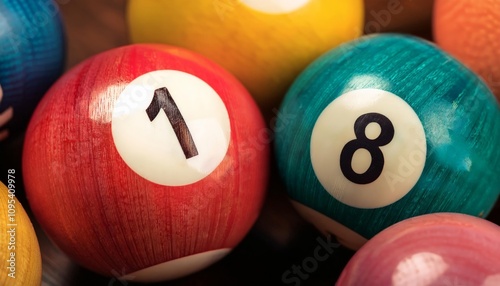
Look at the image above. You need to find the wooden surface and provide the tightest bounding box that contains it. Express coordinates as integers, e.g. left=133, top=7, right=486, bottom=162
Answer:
left=60, top=0, right=128, bottom=70
left=1, top=0, right=499, bottom=285
left=364, top=0, right=434, bottom=35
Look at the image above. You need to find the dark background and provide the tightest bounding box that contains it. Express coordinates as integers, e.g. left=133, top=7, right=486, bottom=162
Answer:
left=2, top=0, right=499, bottom=285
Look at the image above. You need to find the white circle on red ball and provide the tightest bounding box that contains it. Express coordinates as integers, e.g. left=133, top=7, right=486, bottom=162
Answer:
left=239, top=0, right=311, bottom=14
left=310, top=88, right=426, bottom=209
left=112, top=70, right=231, bottom=186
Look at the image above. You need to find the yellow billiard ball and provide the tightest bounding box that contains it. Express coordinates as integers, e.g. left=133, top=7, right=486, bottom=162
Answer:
left=0, top=180, right=41, bottom=285
left=127, top=0, right=364, bottom=113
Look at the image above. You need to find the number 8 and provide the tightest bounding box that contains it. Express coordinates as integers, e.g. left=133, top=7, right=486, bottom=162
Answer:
left=340, top=113, right=395, bottom=185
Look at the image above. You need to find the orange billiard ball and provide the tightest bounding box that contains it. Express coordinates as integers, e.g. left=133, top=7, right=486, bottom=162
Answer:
left=434, top=0, right=500, bottom=101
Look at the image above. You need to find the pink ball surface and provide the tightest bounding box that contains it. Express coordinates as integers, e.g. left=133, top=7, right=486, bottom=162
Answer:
left=337, top=213, right=500, bottom=285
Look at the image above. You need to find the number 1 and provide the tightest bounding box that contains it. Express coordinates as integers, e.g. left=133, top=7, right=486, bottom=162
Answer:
left=146, top=87, right=199, bottom=159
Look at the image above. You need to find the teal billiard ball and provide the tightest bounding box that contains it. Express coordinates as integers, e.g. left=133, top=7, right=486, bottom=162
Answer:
left=275, top=34, right=500, bottom=250
left=0, top=0, right=65, bottom=141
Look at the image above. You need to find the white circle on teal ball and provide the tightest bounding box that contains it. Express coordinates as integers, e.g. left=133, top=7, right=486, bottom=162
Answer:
left=310, top=88, right=426, bottom=209
left=112, top=70, right=231, bottom=186
left=239, top=0, right=311, bottom=14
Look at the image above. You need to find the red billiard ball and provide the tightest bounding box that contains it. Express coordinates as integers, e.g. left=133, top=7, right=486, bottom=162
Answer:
left=337, top=213, right=500, bottom=286
left=23, top=44, right=269, bottom=283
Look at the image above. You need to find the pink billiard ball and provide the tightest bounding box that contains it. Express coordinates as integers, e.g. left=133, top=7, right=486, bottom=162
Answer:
left=23, top=44, right=269, bottom=283
left=337, top=213, right=500, bottom=285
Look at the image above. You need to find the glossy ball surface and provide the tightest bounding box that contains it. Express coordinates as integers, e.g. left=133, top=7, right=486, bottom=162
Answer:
left=337, top=213, right=500, bottom=286
left=23, top=44, right=269, bottom=282
left=127, top=0, right=364, bottom=113
left=434, top=0, right=500, bottom=102
left=0, top=181, right=42, bottom=286
left=0, top=0, right=65, bottom=140
left=275, top=34, right=500, bottom=249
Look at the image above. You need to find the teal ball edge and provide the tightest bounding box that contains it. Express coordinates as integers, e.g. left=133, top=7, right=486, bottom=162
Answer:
left=275, top=33, right=500, bottom=239
left=0, top=0, right=66, bottom=137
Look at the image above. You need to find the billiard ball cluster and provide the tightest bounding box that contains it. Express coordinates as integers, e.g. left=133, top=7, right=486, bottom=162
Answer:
left=0, top=0, right=499, bottom=285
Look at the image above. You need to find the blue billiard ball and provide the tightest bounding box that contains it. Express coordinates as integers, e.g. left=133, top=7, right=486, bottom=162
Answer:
left=0, top=0, right=65, bottom=142
left=275, top=34, right=500, bottom=249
